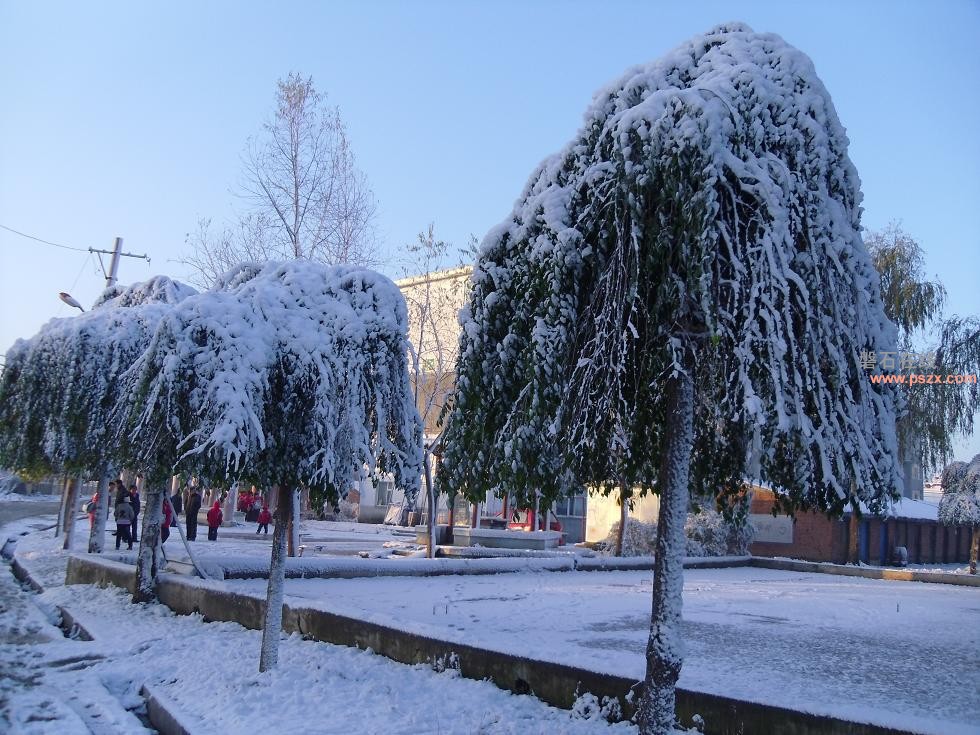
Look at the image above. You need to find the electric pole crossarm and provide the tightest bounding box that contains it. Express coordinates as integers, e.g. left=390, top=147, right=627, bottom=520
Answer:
left=89, top=237, right=150, bottom=288
left=88, top=247, right=151, bottom=260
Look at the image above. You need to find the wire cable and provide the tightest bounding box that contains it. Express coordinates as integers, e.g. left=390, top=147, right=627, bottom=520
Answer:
left=0, top=223, right=91, bottom=253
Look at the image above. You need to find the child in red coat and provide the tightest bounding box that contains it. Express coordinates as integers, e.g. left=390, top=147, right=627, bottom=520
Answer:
left=206, top=501, right=223, bottom=541
left=256, top=505, right=272, bottom=535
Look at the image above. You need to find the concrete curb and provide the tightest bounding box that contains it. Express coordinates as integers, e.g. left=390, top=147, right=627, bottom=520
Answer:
left=67, top=554, right=925, bottom=735
left=57, top=604, right=94, bottom=641
left=749, top=557, right=980, bottom=587
left=7, top=543, right=191, bottom=734
left=140, top=684, right=196, bottom=735
left=181, top=552, right=753, bottom=581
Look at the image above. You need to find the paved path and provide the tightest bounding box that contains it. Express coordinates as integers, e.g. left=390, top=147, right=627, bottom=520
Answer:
left=0, top=499, right=59, bottom=528
left=0, top=502, right=154, bottom=733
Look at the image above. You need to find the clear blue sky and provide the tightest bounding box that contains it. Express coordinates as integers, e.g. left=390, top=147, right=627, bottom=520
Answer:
left=1, top=1, right=978, bottom=457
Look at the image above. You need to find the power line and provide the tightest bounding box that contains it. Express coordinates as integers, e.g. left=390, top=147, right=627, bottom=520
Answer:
left=0, top=223, right=91, bottom=253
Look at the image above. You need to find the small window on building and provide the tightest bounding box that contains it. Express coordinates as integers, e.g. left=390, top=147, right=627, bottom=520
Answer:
left=554, top=492, right=585, bottom=517
left=375, top=479, right=395, bottom=506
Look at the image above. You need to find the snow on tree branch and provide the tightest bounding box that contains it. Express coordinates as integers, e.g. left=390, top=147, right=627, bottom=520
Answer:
left=440, top=21, right=903, bottom=515
left=125, top=261, right=422, bottom=499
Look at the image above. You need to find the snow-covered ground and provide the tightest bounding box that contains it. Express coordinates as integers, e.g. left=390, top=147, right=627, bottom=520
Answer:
left=225, top=558, right=980, bottom=735
left=4, top=506, right=978, bottom=734
left=0, top=508, right=642, bottom=734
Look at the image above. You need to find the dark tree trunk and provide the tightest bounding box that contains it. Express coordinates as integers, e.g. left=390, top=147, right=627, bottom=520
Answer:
left=133, top=484, right=164, bottom=603
left=260, top=483, right=292, bottom=672
left=637, top=360, right=695, bottom=735
left=970, top=527, right=978, bottom=575
left=616, top=478, right=629, bottom=556
left=286, top=486, right=299, bottom=557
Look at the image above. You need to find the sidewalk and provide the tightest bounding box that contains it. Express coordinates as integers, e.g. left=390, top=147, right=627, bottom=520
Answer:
left=2, top=513, right=641, bottom=735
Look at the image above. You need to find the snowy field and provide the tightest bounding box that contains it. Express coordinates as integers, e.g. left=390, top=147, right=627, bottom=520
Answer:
left=227, top=560, right=980, bottom=735
left=0, top=512, right=639, bottom=735
left=4, top=509, right=979, bottom=734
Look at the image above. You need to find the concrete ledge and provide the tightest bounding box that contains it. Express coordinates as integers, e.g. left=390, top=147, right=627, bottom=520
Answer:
left=66, top=554, right=137, bottom=594
left=11, top=556, right=46, bottom=593
left=140, top=684, right=195, bottom=735
left=174, top=552, right=753, bottom=580
left=452, top=526, right=561, bottom=550
left=57, top=605, right=94, bottom=641
left=66, top=550, right=976, bottom=589
left=66, top=555, right=923, bottom=735
left=749, top=557, right=980, bottom=587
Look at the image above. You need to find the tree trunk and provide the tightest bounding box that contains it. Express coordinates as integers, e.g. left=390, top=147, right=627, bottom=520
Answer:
left=637, top=361, right=694, bottom=735
left=424, top=452, right=437, bottom=558
left=162, top=491, right=210, bottom=578
left=88, top=468, right=114, bottom=553
left=55, top=474, right=71, bottom=538
left=62, top=475, right=83, bottom=551
left=260, top=483, right=292, bottom=672
left=287, top=487, right=300, bottom=557
left=616, top=479, right=629, bottom=556
left=847, top=479, right=860, bottom=565
left=446, top=493, right=456, bottom=544
left=224, top=482, right=238, bottom=527
left=970, top=527, right=978, bottom=575
left=133, top=484, right=164, bottom=603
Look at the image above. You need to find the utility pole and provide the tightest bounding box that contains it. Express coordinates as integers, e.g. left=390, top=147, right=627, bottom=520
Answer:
left=89, top=237, right=150, bottom=289
left=106, top=237, right=122, bottom=288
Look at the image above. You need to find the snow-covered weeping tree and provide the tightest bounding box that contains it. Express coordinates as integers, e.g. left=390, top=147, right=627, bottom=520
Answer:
left=439, top=24, right=903, bottom=734
left=125, top=261, right=422, bottom=669
left=938, top=455, right=980, bottom=574
left=0, top=277, right=196, bottom=553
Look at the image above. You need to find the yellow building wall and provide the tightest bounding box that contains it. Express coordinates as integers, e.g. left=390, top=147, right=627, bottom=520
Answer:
left=585, top=490, right=661, bottom=543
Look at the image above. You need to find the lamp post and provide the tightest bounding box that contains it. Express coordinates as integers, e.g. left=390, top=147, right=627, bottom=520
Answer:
left=58, top=292, right=85, bottom=312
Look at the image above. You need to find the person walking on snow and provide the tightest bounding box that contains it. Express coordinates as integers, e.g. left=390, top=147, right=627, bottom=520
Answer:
left=112, top=480, right=128, bottom=507
left=256, top=505, right=272, bottom=535
left=206, top=500, right=223, bottom=541
left=114, top=495, right=134, bottom=550
left=86, top=492, right=100, bottom=529
left=185, top=488, right=202, bottom=541
left=128, top=484, right=141, bottom=543
left=161, top=495, right=174, bottom=544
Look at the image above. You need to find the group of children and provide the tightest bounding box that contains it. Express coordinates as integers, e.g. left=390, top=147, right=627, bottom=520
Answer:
left=87, top=480, right=274, bottom=549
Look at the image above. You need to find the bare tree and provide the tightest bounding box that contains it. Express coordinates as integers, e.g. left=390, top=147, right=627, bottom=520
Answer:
left=182, top=214, right=273, bottom=290
left=184, top=73, right=378, bottom=286
left=399, top=225, right=472, bottom=556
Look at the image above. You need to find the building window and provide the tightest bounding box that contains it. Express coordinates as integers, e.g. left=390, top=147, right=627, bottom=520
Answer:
left=375, top=479, right=395, bottom=506
left=553, top=492, right=585, bottom=517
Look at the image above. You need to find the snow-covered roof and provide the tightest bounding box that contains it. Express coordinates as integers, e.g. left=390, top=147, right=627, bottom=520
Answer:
left=848, top=497, right=939, bottom=521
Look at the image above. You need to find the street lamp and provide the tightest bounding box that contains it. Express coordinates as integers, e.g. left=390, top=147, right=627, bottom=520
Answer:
left=58, top=292, right=85, bottom=312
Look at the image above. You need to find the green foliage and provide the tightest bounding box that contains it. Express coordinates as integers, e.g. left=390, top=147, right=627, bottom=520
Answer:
left=440, top=24, right=902, bottom=518
left=868, top=224, right=980, bottom=471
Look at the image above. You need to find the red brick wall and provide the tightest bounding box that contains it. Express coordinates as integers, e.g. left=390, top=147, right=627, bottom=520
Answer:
left=747, top=489, right=971, bottom=564
left=749, top=490, right=848, bottom=563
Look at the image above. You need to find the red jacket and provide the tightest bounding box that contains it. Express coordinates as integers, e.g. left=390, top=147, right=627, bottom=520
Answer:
left=258, top=507, right=272, bottom=524
left=162, top=498, right=173, bottom=529
left=206, top=502, right=223, bottom=528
